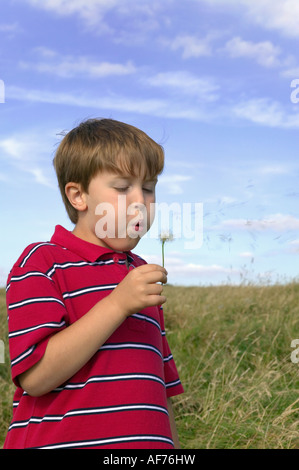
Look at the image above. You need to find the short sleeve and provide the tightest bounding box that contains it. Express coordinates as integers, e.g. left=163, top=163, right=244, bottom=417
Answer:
left=6, top=264, right=67, bottom=386
left=159, top=306, right=184, bottom=398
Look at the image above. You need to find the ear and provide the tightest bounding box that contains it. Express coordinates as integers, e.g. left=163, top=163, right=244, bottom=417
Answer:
left=65, top=182, right=87, bottom=212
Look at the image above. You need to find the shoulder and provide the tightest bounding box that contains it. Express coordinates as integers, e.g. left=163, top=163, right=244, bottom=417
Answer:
left=7, top=241, right=72, bottom=292
left=10, top=241, right=68, bottom=273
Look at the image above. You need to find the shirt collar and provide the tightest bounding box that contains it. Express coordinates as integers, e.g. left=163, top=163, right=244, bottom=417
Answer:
left=51, top=225, right=131, bottom=262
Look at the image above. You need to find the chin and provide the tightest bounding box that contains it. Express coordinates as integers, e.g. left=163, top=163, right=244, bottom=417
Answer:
left=104, top=236, right=141, bottom=252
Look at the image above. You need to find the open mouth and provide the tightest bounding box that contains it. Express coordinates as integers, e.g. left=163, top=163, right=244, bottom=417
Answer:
left=135, top=222, right=143, bottom=231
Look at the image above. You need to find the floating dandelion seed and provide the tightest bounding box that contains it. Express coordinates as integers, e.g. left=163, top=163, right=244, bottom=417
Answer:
left=159, top=231, right=174, bottom=268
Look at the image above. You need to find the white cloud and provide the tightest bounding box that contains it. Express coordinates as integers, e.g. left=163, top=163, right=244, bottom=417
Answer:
left=217, top=214, right=299, bottom=232
left=289, top=240, right=299, bottom=253
left=23, top=0, right=119, bottom=27
left=7, top=83, right=299, bottom=130
left=141, top=253, right=240, bottom=279
left=7, top=85, right=164, bottom=112
left=145, top=71, right=219, bottom=102
left=0, top=133, right=56, bottom=188
left=170, top=262, right=239, bottom=277
left=200, top=0, right=299, bottom=38
left=22, top=0, right=166, bottom=34
left=233, top=98, right=299, bottom=129
left=20, top=0, right=299, bottom=39
left=258, top=165, right=289, bottom=175
left=168, top=34, right=213, bottom=59
left=242, top=0, right=299, bottom=38
left=0, top=22, right=21, bottom=34
left=239, top=251, right=254, bottom=259
left=220, top=196, right=238, bottom=204
left=8, top=83, right=299, bottom=129
left=158, top=174, right=192, bottom=194
left=282, top=66, right=299, bottom=78
left=29, top=168, right=54, bottom=188
left=0, top=137, right=25, bottom=160
left=6, top=85, right=213, bottom=121
left=205, top=196, right=238, bottom=205
left=20, top=50, right=136, bottom=79
left=224, top=37, right=282, bottom=67
left=0, top=135, right=45, bottom=161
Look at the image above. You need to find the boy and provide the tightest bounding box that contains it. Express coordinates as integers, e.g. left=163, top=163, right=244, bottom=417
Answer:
left=4, top=118, right=183, bottom=449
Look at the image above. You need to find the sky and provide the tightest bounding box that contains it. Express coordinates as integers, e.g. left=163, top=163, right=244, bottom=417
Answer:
left=1, top=0, right=299, bottom=286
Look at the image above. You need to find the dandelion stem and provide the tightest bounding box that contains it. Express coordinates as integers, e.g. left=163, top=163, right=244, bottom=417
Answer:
left=159, top=231, right=173, bottom=269
left=162, top=240, right=165, bottom=268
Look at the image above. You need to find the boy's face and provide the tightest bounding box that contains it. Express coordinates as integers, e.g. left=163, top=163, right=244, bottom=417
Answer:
left=73, top=171, right=157, bottom=251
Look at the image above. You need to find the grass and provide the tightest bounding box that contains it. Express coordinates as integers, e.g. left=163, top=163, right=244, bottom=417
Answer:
left=0, top=289, right=15, bottom=447
left=1, top=283, right=299, bottom=448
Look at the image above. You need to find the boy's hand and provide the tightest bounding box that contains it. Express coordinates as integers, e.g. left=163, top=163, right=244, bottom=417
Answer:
left=109, top=264, right=168, bottom=317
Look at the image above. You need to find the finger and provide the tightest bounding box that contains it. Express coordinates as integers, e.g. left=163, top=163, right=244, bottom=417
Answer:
left=143, top=270, right=168, bottom=285
left=146, top=294, right=167, bottom=307
left=146, top=282, right=164, bottom=296
left=136, top=264, right=168, bottom=275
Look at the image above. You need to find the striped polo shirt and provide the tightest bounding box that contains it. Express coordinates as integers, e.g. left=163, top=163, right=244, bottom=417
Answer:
left=4, top=225, right=183, bottom=449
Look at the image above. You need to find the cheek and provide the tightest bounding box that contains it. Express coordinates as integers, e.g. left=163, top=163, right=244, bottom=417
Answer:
left=94, top=202, right=118, bottom=238
left=115, top=197, right=128, bottom=237
left=146, top=197, right=156, bottom=226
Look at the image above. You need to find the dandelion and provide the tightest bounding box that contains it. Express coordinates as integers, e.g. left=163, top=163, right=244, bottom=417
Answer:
left=159, top=230, right=174, bottom=268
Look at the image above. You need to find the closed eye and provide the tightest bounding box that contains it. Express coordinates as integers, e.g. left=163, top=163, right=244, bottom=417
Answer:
left=114, top=187, right=129, bottom=192
left=143, top=187, right=155, bottom=193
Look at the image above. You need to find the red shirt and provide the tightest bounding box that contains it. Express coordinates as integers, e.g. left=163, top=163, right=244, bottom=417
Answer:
left=4, top=225, right=183, bottom=449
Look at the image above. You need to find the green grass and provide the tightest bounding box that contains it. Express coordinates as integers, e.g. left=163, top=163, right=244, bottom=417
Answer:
left=1, top=283, right=299, bottom=448
left=163, top=283, right=299, bottom=449
left=0, top=289, right=15, bottom=447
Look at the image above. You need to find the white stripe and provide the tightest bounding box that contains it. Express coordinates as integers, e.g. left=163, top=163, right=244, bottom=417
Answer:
left=9, top=321, right=66, bottom=338
left=166, top=379, right=181, bottom=388
left=47, top=259, right=115, bottom=277
left=9, top=404, right=168, bottom=430
left=8, top=297, right=65, bottom=310
left=7, top=271, right=53, bottom=291
left=63, top=284, right=116, bottom=299
left=37, top=434, right=174, bottom=449
left=100, top=342, right=163, bottom=358
left=163, top=353, right=173, bottom=362
left=11, top=345, right=35, bottom=366
left=11, top=271, right=51, bottom=282
left=131, top=313, right=161, bottom=332
left=20, top=243, right=56, bottom=268
left=54, top=373, right=165, bottom=391
left=47, top=261, right=92, bottom=277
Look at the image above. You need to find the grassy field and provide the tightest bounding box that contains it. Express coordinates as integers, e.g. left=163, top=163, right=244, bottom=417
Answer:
left=0, top=283, right=298, bottom=449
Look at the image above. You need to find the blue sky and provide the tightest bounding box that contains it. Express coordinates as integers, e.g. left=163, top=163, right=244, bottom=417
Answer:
left=1, top=0, right=299, bottom=286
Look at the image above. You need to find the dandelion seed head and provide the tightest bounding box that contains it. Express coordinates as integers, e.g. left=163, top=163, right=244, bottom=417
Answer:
left=159, top=230, right=174, bottom=243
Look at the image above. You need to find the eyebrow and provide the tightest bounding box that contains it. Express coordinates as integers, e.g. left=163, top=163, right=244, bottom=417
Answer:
left=111, top=175, right=158, bottom=183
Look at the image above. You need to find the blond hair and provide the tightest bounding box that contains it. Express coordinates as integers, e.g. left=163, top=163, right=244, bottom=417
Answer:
left=53, top=118, right=164, bottom=224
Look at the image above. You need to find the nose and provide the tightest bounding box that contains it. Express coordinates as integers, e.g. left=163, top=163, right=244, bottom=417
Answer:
left=130, top=185, right=145, bottom=206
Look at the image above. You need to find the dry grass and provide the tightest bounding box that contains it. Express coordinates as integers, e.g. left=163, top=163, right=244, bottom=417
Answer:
left=1, top=283, right=299, bottom=448
left=162, top=283, right=299, bottom=448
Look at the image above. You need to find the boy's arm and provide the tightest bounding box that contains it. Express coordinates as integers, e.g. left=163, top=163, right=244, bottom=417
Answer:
left=167, top=397, right=181, bottom=449
left=19, top=264, right=167, bottom=397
